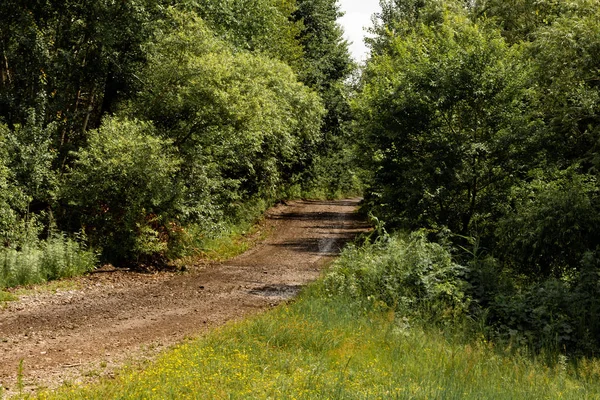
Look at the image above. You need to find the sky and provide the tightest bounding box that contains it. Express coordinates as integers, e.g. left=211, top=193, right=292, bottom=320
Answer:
left=337, top=0, right=382, bottom=62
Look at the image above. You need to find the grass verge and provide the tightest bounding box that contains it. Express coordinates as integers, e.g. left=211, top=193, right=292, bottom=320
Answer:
left=37, top=285, right=600, bottom=399
left=0, top=290, right=17, bottom=303
left=0, top=233, right=97, bottom=290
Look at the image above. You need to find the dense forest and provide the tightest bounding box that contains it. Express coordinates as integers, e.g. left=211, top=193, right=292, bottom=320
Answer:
left=0, top=0, right=356, bottom=279
left=347, top=0, right=600, bottom=356
left=2, top=0, right=600, bottom=358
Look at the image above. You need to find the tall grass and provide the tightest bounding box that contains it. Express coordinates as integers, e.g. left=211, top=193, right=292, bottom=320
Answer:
left=324, top=230, right=470, bottom=322
left=0, top=233, right=97, bottom=289
left=168, top=196, right=273, bottom=262
left=37, top=289, right=600, bottom=399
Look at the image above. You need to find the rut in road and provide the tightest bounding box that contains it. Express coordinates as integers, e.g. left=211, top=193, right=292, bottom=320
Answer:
left=0, top=198, right=368, bottom=395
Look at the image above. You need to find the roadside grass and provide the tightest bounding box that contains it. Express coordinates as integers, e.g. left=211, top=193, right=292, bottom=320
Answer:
left=0, top=290, right=17, bottom=303
left=169, top=197, right=277, bottom=264
left=0, top=233, right=97, bottom=290
left=37, top=285, right=600, bottom=400
left=183, top=219, right=273, bottom=262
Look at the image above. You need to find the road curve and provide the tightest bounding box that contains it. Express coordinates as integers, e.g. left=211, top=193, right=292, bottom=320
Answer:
left=0, top=198, right=368, bottom=395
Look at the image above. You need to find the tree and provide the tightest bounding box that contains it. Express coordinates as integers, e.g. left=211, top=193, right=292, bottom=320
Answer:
left=131, top=9, right=324, bottom=215
left=0, top=0, right=163, bottom=164
left=291, top=0, right=357, bottom=195
left=186, top=0, right=304, bottom=67
left=526, top=6, right=600, bottom=171
left=354, top=3, right=530, bottom=237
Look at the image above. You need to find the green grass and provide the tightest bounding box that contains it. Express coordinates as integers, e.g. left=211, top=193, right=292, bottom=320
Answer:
left=0, top=290, right=17, bottom=303
left=37, top=285, right=600, bottom=399
left=0, top=233, right=97, bottom=290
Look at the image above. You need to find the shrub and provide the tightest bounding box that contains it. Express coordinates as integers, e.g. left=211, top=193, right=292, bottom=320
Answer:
left=495, top=167, right=600, bottom=277
left=324, top=231, right=470, bottom=321
left=467, top=248, right=600, bottom=355
left=63, top=117, right=182, bottom=264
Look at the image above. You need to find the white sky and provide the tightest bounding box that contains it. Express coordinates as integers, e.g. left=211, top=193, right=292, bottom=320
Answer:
left=337, top=0, right=381, bottom=62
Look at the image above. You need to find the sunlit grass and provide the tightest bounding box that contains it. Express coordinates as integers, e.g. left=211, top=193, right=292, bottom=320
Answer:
left=13, top=279, right=83, bottom=296
left=0, top=233, right=97, bottom=290
left=0, top=290, right=17, bottom=303
left=38, top=285, right=600, bottom=399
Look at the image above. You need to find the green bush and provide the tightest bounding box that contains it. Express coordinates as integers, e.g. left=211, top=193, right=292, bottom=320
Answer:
left=468, top=249, right=600, bottom=355
left=354, top=6, right=528, bottom=235
left=64, top=117, right=182, bottom=264
left=495, top=168, right=600, bottom=277
left=324, top=231, right=470, bottom=321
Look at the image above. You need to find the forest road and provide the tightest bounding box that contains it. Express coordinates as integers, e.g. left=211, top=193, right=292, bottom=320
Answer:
left=0, top=198, right=369, bottom=396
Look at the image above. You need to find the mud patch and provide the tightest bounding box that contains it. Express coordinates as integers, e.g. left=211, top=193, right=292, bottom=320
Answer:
left=248, top=284, right=303, bottom=300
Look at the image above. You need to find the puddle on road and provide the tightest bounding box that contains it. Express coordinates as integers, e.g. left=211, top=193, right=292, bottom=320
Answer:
left=248, top=284, right=303, bottom=300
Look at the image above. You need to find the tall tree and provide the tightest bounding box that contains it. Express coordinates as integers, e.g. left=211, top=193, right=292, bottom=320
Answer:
left=186, top=0, right=304, bottom=68
left=0, top=0, right=162, bottom=163
left=354, top=1, right=530, bottom=235
left=292, top=0, right=357, bottom=195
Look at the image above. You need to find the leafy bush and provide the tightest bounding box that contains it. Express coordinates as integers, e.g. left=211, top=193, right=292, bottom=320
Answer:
left=495, top=168, right=600, bottom=277
left=467, top=247, right=600, bottom=355
left=134, top=9, right=324, bottom=202
left=354, top=8, right=530, bottom=236
left=324, top=231, right=470, bottom=321
left=63, top=117, right=182, bottom=264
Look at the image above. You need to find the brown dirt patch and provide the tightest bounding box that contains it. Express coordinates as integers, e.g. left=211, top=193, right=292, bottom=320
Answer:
left=0, top=198, right=368, bottom=396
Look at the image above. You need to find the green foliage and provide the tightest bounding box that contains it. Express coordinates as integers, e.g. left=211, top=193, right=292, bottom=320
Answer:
left=468, top=249, right=600, bottom=354
left=3, top=111, right=58, bottom=205
left=355, top=8, right=529, bottom=235
left=299, top=150, right=363, bottom=199
left=0, top=0, right=350, bottom=270
left=0, top=232, right=96, bottom=289
left=290, top=0, right=357, bottom=197
left=496, top=168, right=600, bottom=276
left=526, top=6, right=600, bottom=169
left=0, top=125, right=29, bottom=245
left=324, top=231, right=470, bottom=321
left=135, top=9, right=324, bottom=203
left=0, top=290, right=17, bottom=302
left=293, top=0, right=353, bottom=91
left=64, top=117, right=181, bottom=263
left=0, top=0, right=163, bottom=152
left=471, top=0, right=599, bottom=43
left=188, top=0, right=304, bottom=67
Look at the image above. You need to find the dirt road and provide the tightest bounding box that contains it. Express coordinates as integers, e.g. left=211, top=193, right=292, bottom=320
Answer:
left=0, top=199, right=368, bottom=395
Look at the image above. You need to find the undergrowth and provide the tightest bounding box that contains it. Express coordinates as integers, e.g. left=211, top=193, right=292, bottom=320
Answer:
left=0, top=232, right=97, bottom=289
left=167, top=196, right=274, bottom=262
